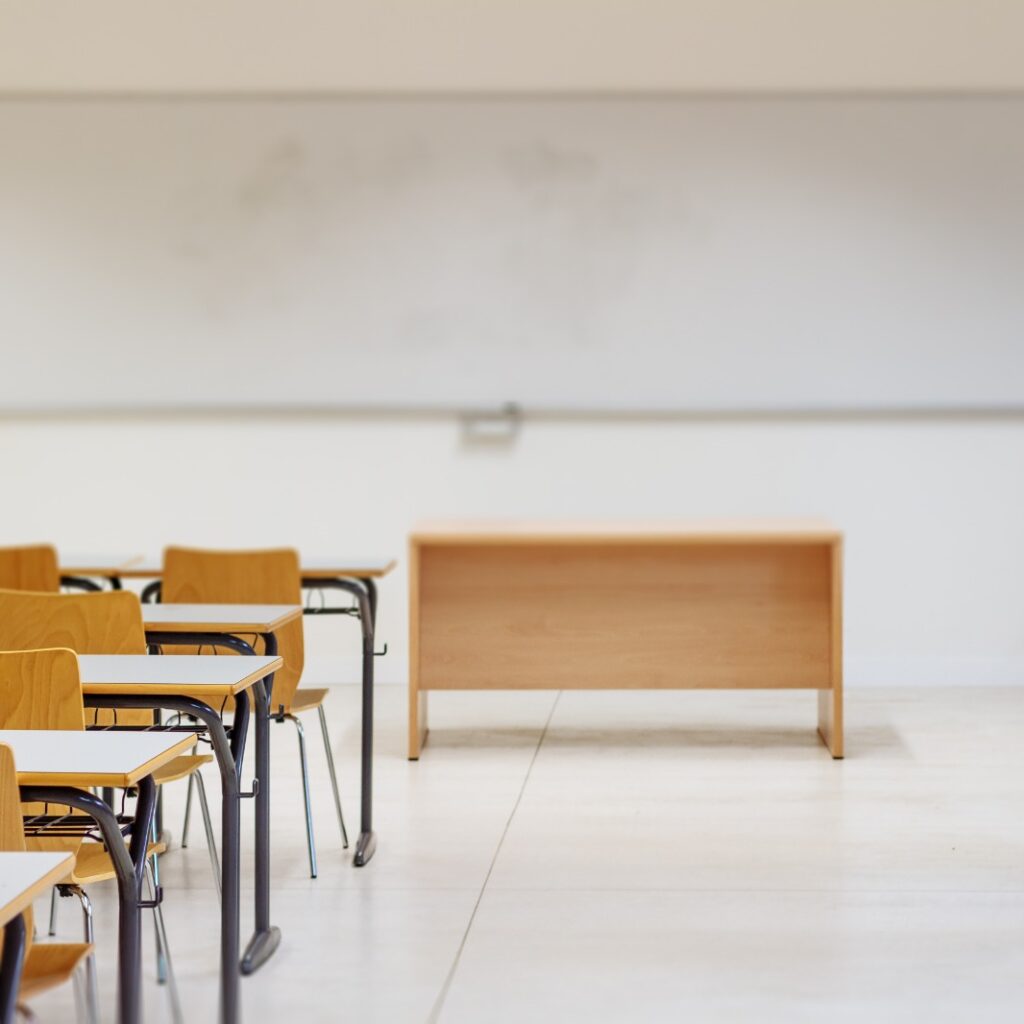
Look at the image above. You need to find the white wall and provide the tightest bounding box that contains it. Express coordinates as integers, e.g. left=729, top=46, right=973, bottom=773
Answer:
left=2, top=86, right=1021, bottom=688
left=4, top=97, right=1024, bottom=414
left=1, top=412, right=1021, bottom=686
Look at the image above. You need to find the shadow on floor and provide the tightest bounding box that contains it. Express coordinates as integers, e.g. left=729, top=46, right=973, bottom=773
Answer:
left=419, top=722, right=911, bottom=759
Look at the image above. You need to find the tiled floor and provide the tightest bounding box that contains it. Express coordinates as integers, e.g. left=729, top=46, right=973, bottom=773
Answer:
left=27, top=686, right=1024, bottom=1022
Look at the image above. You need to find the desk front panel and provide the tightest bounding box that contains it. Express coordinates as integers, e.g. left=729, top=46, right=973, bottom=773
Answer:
left=416, top=541, right=835, bottom=691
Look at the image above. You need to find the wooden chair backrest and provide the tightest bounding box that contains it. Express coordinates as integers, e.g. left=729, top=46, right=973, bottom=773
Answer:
left=0, top=743, right=27, bottom=851
left=162, top=546, right=304, bottom=711
left=0, top=742, right=36, bottom=959
left=0, top=650, right=85, bottom=861
left=0, top=589, right=147, bottom=655
left=0, top=647, right=85, bottom=733
left=0, top=589, right=147, bottom=727
left=0, top=545, right=60, bottom=592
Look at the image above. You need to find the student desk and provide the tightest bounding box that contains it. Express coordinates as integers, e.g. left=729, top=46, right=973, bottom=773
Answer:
left=61, top=554, right=394, bottom=869
left=408, top=521, right=843, bottom=759
left=0, top=851, right=76, bottom=1024
left=79, top=653, right=282, bottom=1024
left=290, top=558, right=394, bottom=868
left=3, top=729, right=195, bottom=1024
left=139, top=604, right=300, bottom=979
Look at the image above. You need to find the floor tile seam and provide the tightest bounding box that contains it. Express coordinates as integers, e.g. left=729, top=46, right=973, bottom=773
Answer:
left=424, top=691, right=563, bottom=1024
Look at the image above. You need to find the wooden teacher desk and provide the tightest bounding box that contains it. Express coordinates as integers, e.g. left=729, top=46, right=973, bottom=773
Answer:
left=408, top=521, right=843, bottom=759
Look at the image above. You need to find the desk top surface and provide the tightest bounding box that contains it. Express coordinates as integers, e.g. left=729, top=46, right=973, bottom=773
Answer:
left=0, top=852, right=76, bottom=926
left=141, top=603, right=303, bottom=633
left=78, top=654, right=282, bottom=696
left=61, top=554, right=396, bottom=578
left=0, top=729, right=197, bottom=787
left=410, top=519, right=842, bottom=545
left=59, top=554, right=143, bottom=576
left=297, top=556, right=397, bottom=579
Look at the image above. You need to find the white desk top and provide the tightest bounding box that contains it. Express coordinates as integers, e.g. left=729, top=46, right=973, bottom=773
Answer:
left=299, top=556, right=397, bottom=578
left=78, top=654, right=282, bottom=697
left=0, top=729, right=196, bottom=787
left=0, top=852, right=76, bottom=926
left=141, top=603, right=302, bottom=633
left=60, top=554, right=396, bottom=579
left=60, top=554, right=143, bottom=576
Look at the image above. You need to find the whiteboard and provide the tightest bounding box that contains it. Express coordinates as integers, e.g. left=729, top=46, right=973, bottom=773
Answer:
left=1, top=97, right=1022, bottom=412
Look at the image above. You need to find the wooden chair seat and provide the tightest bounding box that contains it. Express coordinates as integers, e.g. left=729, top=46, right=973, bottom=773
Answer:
left=286, top=687, right=329, bottom=715
left=72, top=838, right=167, bottom=886
left=19, top=941, right=94, bottom=1001
left=152, top=752, right=213, bottom=786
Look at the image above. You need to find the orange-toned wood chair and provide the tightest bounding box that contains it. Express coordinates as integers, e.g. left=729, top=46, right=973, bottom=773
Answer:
left=162, top=546, right=348, bottom=878
left=0, top=588, right=219, bottom=886
left=0, top=649, right=183, bottom=1021
left=0, top=545, right=60, bottom=592
left=0, top=741, right=93, bottom=1022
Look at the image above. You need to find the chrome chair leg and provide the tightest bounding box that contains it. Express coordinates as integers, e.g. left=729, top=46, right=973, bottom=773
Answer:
left=193, top=769, right=222, bottom=898
left=68, top=886, right=100, bottom=1024
left=145, top=861, right=183, bottom=1024
left=317, top=704, right=349, bottom=849
left=71, top=967, right=88, bottom=1024
left=286, top=713, right=318, bottom=878
left=149, top=821, right=167, bottom=984
left=180, top=771, right=195, bottom=848
left=48, top=886, right=59, bottom=936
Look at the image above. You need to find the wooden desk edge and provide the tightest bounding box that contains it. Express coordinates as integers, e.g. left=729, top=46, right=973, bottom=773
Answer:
left=60, top=556, right=144, bottom=576
left=0, top=853, right=77, bottom=925
left=80, top=657, right=283, bottom=697
left=16, top=734, right=197, bottom=788
left=300, top=560, right=398, bottom=579
left=82, top=560, right=398, bottom=580
left=143, top=608, right=303, bottom=632
left=409, top=530, right=842, bottom=547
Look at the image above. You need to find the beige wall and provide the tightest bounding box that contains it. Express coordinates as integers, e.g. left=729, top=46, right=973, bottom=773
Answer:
left=2, top=1, right=1023, bottom=94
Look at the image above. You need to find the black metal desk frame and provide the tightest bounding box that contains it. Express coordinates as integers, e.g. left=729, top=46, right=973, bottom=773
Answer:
left=138, top=631, right=281, bottom=982
left=19, top=776, right=158, bottom=1024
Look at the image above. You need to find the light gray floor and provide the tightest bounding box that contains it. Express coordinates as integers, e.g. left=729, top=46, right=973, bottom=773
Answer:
left=28, top=685, right=1024, bottom=1022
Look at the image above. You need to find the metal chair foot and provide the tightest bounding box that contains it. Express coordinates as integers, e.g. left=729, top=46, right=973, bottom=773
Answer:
left=68, top=885, right=100, bottom=1024
left=194, top=769, right=222, bottom=898
left=47, top=886, right=59, bottom=937
left=180, top=771, right=195, bottom=848
left=146, top=861, right=183, bottom=1024
left=317, top=704, right=349, bottom=849
left=285, top=713, right=318, bottom=878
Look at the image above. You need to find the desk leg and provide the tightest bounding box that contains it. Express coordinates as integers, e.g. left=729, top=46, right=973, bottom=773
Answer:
left=242, top=634, right=282, bottom=975
left=145, top=628, right=281, bottom=979
left=205, top=699, right=246, bottom=1022
left=300, top=577, right=379, bottom=865
left=817, top=688, right=844, bottom=759
left=21, top=781, right=156, bottom=1024
left=86, top=693, right=245, bottom=1024
left=818, top=540, right=844, bottom=759
left=0, top=916, right=26, bottom=1024
left=345, top=579, right=377, bottom=866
